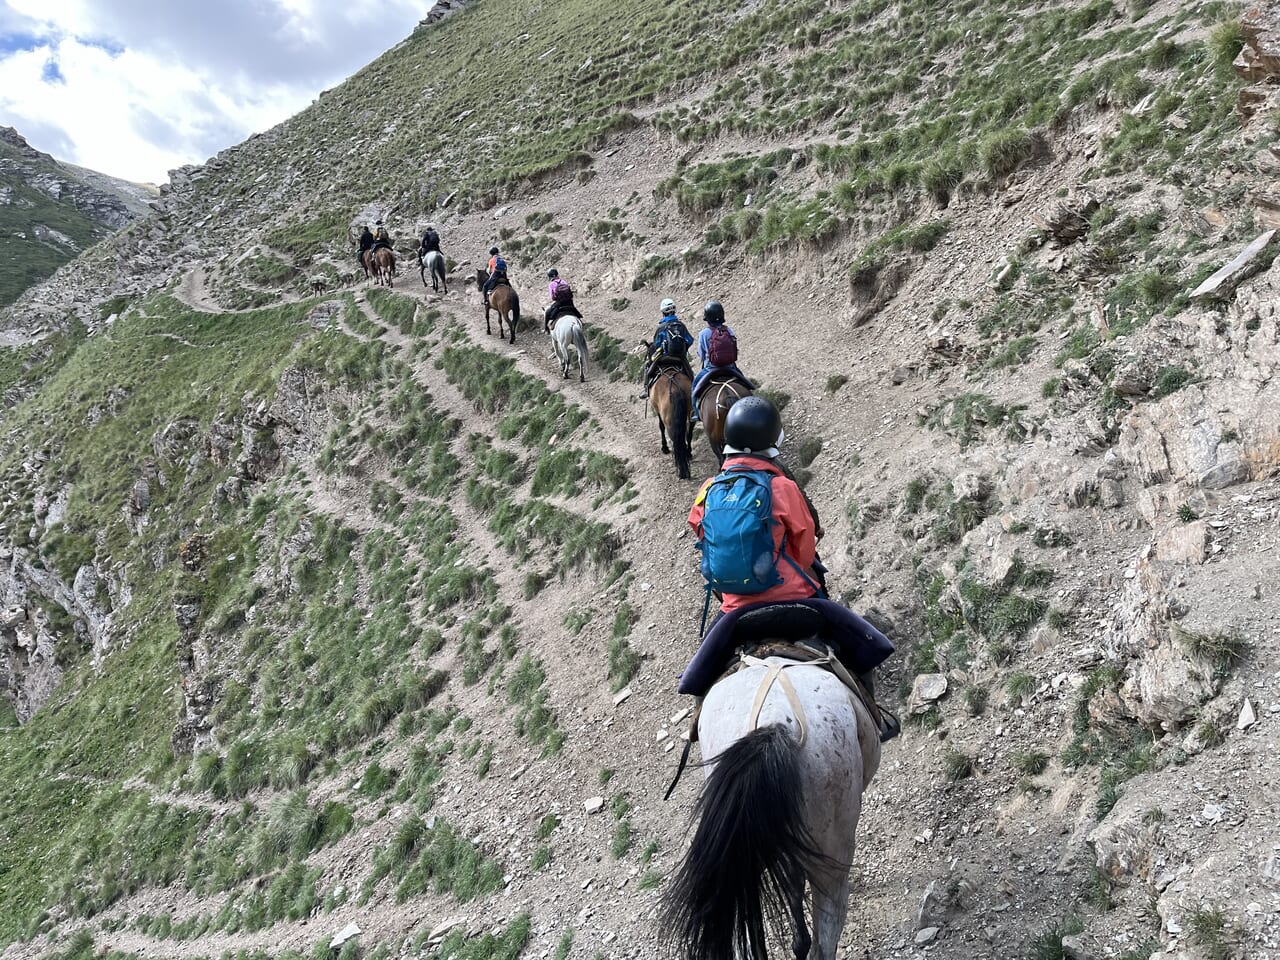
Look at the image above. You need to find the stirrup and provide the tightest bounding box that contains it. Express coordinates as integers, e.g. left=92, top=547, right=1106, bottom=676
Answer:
left=878, top=709, right=901, bottom=743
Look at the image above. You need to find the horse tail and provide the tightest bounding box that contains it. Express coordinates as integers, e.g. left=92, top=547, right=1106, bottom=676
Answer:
left=573, top=322, right=589, bottom=377
left=511, top=291, right=521, bottom=327
left=661, top=725, right=822, bottom=960
left=671, top=384, right=690, bottom=480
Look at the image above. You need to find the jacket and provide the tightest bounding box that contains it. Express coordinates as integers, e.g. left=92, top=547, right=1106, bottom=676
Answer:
left=688, top=455, right=818, bottom=613
left=488, top=255, right=507, bottom=275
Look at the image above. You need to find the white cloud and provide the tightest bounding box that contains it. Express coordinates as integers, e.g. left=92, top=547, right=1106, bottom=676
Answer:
left=0, top=0, right=424, bottom=184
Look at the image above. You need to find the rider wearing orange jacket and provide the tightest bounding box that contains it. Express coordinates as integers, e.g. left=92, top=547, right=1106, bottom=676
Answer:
left=688, top=397, right=824, bottom=615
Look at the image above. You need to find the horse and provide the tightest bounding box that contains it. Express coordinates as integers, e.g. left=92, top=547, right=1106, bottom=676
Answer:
left=648, top=359, right=693, bottom=480
left=551, top=314, right=589, bottom=382
left=698, top=372, right=753, bottom=464
left=476, top=268, right=520, bottom=344
left=420, top=250, right=447, bottom=293
left=366, top=247, right=396, bottom=287
left=661, top=654, right=881, bottom=960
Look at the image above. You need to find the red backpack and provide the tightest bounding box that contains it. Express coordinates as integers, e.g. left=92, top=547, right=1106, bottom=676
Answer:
left=706, top=325, right=738, bottom=366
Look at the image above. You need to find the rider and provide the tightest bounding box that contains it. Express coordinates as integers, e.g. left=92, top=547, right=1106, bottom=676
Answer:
left=692, top=300, right=755, bottom=420
left=689, top=397, right=823, bottom=617
left=357, top=224, right=374, bottom=269
left=482, top=246, right=508, bottom=307
left=687, top=397, right=895, bottom=738
left=641, top=298, right=694, bottom=398
left=419, top=224, right=441, bottom=255
left=543, top=267, right=583, bottom=331
left=372, top=220, right=393, bottom=251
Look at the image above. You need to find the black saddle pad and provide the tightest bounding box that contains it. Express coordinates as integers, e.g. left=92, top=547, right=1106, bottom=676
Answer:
left=733, top=603, right=826, bottom=646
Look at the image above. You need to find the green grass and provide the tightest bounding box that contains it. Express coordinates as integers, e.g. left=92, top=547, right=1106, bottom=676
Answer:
left=608, top=602, right=641, bottom=691
left=941, top=748, right=974, bottom=782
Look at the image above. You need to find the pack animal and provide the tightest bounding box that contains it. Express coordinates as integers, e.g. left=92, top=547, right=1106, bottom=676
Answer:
left=648, top=360, right=693, bottom=480
left=661, top=653, right=881, bottom=960
left=476, top=268, right=520, bottom=344
left=420, top=250, right=447, bottom=293
left=551, top=315, right=589, bottom=382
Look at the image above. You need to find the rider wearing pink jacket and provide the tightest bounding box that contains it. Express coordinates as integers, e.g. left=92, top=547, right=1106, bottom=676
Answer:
left=543, top=267, right=583, bottom=330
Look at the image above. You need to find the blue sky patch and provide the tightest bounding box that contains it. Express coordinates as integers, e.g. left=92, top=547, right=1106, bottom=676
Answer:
left=41, top=56, right=64, bottom=84
left=0, top=31, right=48, bottom=57
left=79, top=34, right=125, bottom=58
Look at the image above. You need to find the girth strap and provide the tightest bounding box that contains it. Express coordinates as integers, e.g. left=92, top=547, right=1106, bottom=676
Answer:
left=745, top=655, right=809, bottom=747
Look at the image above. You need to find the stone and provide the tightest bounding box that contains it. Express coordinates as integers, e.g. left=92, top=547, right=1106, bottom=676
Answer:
left=1238, top=697, right=1258, bottom=730
left=1155, top=521, right=1209, bottom=564
left=1060, top=933, right=1091, bottom=960
left=909, top=673, right=948, bottom=714
left=914, top=926, right=940, bottom=944
left=952, top=471, right=993, bottom=502
left=330, top=922, right=361, bottom=949
left=0, top=606, right=27, bottom=629
left=1098, top=479, right=1125, bottom=509
left=612, top=686, right=632, bottom=706
left=1190, top=229, right=1278, bottom=302
left=890, top=365, right=911, bottom=385
left=1123, top=641, right=1215, bottom=731
left=428, top=918, right=465, bottom=943
left=1032, top=195, right=1099, bottom=246
left=584, top=796, right=605, bottom=814
left=987, top=548, right=1019, bottom=588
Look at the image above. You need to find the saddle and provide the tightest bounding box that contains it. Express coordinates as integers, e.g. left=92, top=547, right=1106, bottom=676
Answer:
left=693, top=368, right=751, bottom=404
left=646, top=354, right=693, bottom=390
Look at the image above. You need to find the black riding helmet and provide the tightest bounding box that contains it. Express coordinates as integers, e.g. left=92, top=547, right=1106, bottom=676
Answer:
left=723, top=396, right=783, bottom=456
left=489, top=246, right=499, bottom=255
left=547, top=267, right=559, bottom=279
left=703, top=300, right=725, bottom=325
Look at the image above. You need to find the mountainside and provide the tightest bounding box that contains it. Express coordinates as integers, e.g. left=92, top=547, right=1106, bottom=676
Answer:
left=2, top=2, right=1280, bottom=960
left=0, top=127, right=155, bottom=310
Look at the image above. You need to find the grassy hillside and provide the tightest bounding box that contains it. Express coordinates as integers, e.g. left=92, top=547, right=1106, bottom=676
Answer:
left=1, top=0, right=1276, bottom=958
left=0, top=145, right=106, bottom=308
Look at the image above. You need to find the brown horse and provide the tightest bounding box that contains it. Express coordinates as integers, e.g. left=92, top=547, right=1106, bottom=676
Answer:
left=476, top=269, right=520, bottom=344
left=366, top=247, right=396, bottom=287
left=649, top=360, right=693, bottom=480
left=698, top=372, right=753, bottom=464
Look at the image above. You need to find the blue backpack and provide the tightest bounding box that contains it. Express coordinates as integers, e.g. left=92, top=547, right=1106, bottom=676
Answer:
left=695, top=466, right=823, bottom=635
left=697, top=468, right=784, bottom=596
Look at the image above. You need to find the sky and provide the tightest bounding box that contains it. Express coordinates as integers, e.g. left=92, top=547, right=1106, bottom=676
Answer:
left=0, top=0, right=428, bottom=184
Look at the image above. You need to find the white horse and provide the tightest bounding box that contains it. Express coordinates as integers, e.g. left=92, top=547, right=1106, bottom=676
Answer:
left=551, top=314, right=589, bottom=382
left=419, top=249, right=447, bottom=293
left=662, top=656, right=881, bottom=960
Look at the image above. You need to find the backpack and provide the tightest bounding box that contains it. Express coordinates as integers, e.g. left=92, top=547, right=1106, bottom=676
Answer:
left=657, top=324, right=688, bottom=359
left=552, top=279, right=573, bottom=303
left=492, top=256, right=507, bottom=274
left=706, top=325, right=738, bottom=367
left=696, top=468, right=784, bottom=596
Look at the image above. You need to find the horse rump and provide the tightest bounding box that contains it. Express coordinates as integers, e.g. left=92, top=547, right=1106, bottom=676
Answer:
left=660, top=725, right=826, bottom=960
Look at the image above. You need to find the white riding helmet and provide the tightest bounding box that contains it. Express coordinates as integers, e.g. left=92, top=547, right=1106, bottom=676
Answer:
left=660, top=298, right=676, bottom=315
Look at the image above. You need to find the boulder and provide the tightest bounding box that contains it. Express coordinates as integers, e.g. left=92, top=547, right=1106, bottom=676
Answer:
left=1155, top=521, right=1209, bottom=564
left=1189, top=229, right=1277, bottom=302
left=1032, top=194, right=1100, bottom=246
left=909, top=673, right=948, bottom=714
left=1122, top=640, right=1216, bottom=731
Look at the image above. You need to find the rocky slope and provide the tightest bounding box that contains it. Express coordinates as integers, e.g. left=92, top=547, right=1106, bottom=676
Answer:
left=2, top=2, right=1280, bottom=960
left=0, top=127, right=155, bottom=309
